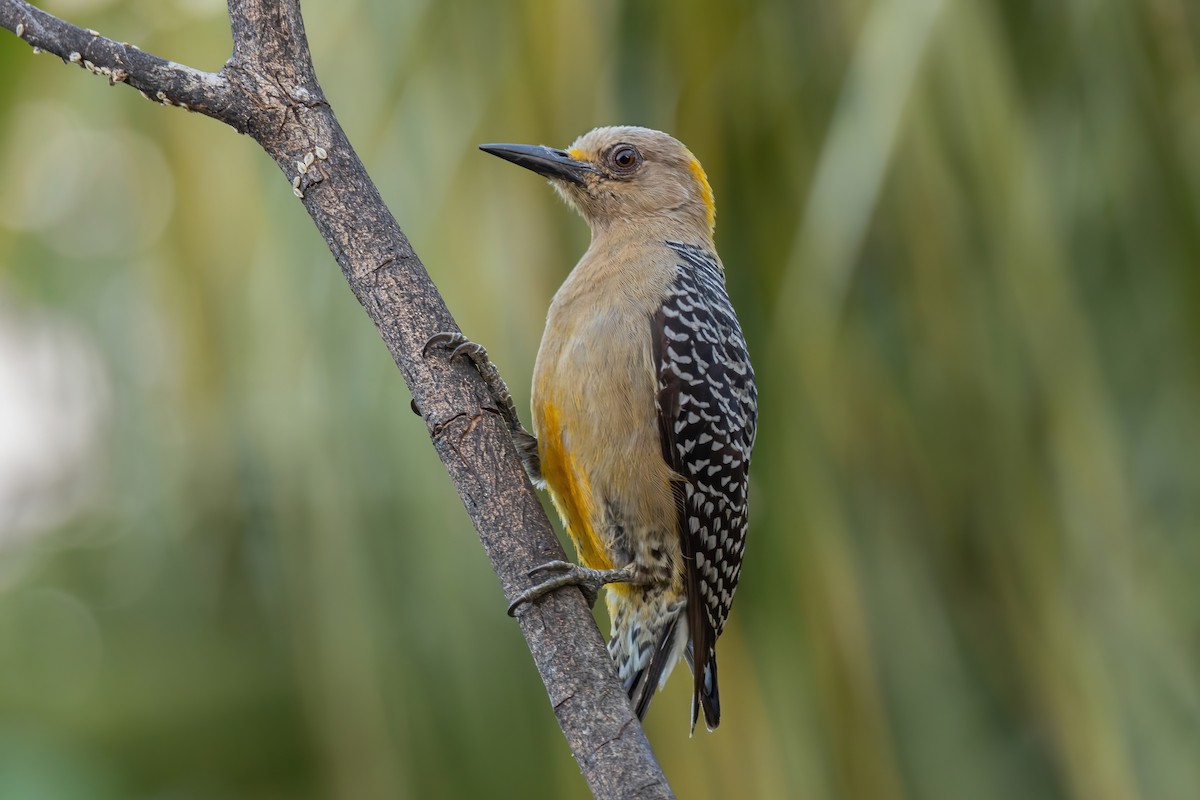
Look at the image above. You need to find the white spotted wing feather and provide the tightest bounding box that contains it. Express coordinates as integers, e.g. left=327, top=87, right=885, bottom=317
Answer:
left=653, top=241, right=757, bottom=731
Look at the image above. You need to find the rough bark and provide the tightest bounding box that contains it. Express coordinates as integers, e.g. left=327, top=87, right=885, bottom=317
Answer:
left=0, top=1, right=674, bottom=797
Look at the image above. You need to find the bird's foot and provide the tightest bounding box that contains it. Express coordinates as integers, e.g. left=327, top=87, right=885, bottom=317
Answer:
left=507, top=561, right=638, bottom=616
left=422, top=331, right=489, bottom=366
left=422, top=331, right=542, bottom=483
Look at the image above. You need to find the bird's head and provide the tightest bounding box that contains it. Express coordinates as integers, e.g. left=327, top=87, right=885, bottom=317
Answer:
left=480, top=126, right=715, bottom=237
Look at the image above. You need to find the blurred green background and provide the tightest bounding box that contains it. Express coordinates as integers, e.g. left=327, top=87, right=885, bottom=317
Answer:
left=2, top=0, right=1199, bottom=797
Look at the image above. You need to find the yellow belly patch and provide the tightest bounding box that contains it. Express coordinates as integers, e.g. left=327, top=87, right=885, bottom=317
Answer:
left=539, top=401, right=613, bottom=571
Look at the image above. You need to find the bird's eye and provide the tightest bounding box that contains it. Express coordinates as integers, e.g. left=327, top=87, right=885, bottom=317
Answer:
left=610, top=145, right=641, bottom=172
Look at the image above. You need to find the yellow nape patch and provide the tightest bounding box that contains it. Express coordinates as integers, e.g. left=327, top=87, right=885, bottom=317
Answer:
left=539, top=401, right=613, bottom=571
left=688, top=157, right=716, bottom=231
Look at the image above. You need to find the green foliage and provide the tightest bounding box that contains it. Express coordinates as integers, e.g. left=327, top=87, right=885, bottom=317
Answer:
left=1, top=0, right=1198, bottom=797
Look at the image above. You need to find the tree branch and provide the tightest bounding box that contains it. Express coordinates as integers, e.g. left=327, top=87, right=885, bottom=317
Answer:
left=0, top=4, right=236, bottom=115
left=0, top=1, right=674, bottom=797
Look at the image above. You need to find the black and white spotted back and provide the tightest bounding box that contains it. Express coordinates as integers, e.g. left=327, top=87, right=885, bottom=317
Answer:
left=652, top=240, right=757, bottom=731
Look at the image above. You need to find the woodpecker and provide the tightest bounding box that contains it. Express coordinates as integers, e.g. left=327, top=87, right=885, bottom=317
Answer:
left=431, top=127, right=756, bottom=732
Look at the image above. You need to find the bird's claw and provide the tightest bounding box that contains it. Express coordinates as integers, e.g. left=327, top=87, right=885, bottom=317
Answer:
left=506, top=561, right=637, bottom=617
left=527, top=560, right=575, bottom=578
left=421, top=331, right=458, bottom=358
left=422, top=329, right=542, bottom=483
left=452, top=340, right=487, bottom=361
left=422, top=331, right=487, bottom=362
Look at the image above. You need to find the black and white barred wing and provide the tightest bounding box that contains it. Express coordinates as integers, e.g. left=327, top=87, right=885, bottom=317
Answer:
left=652, top=241, right=757, bottom=729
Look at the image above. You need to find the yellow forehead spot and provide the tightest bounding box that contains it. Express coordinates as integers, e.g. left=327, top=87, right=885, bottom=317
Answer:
left=567, top=147, right=586, bottom=161
left=688, top=157, right=716, bottom=231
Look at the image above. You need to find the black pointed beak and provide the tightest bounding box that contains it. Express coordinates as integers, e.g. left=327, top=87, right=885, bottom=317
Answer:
left=479, top=143, right=594, bottom=187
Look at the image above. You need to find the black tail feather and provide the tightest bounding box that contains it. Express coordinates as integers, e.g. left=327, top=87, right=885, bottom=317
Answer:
left=627, top=614, right=682, bottom=721
left=699, top=655, right=719, bottom=730
left=685, top=642, right=721, bottom=732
